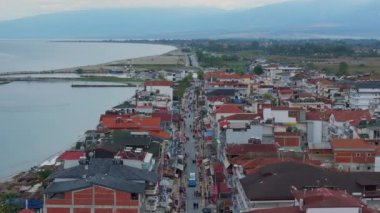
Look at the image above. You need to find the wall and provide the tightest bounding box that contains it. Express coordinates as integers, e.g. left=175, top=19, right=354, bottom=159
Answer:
left=63, top=160, right=80, bottom=169
left=375, top=156, right=380, bottom=172
left=45, top=185, right=139, bottom=213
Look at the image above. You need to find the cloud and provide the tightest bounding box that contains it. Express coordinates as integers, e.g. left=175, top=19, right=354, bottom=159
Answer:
left=0, top=0, right=292, bottom=20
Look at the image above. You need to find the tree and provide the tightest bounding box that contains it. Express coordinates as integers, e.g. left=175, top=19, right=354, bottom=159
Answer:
left=337, top=62, right=349, bottom=76
left=75, top=68, right=84, bottom=74
left=0, top=193, right=19, bottom=213
left=253, top=65, right=264, bottom=75
left=197, top=70, right=204, bottom=80
left=158, top=72, right=165, bottom=80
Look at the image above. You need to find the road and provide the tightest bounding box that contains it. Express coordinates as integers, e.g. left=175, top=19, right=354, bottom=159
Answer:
left=185, top=53, right=199, bottom=68
left=183, top=87, right=203, bottom=213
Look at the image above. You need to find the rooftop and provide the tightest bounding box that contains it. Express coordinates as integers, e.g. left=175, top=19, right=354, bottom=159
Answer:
left=331, top=139, right=375, bottom=151
left=240, top=161, right=380, bottom=201
left=46, top=158, right=158, bottom=194
left=214, top=104, right=243, bottom=114
left=220, top=113, right=262, bottom=121
left=57, top=151, right=85, bottom=161
left=99, top=114, right=161, bottom=131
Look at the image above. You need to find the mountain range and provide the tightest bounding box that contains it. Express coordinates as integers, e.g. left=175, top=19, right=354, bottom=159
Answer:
left=0, top=0, right=379, bottom=39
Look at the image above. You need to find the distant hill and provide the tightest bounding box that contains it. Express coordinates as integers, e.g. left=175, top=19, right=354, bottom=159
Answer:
left=0, top=0, right=379, bottom=39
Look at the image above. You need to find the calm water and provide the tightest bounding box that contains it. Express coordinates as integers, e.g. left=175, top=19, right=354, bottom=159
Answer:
left=0, top=81, right=136, bottom=179
left=0, top=40, right=175, bottom=73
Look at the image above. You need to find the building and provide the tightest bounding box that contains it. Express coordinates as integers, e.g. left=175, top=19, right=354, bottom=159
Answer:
left=235, top=161, right=380, bottom=212
left=274, top=132, right=303, bottom=151
left=44, top=158, right=158, bottom=213
left=350, top=81, right=380, bottom=110
left=57, top=151, right=85, bottom=169
left=250, top=187, right=380, bottom=213
left=331, top=139, right=376, bottom=172
left=143, top=80, right=174, bottom=106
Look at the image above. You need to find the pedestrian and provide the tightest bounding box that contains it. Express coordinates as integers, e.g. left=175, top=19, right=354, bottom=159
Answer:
left=193, top=202, right=196, bottom=209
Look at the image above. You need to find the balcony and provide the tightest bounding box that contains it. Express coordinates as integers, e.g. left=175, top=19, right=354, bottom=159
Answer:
left=145, top=182, right=159, bottom=195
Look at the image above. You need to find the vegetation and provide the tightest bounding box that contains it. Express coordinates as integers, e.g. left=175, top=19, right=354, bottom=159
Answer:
left=0, top=192, right=19, bottom=213
left=174, top=73, right=193, bottom=99
left=337, top=62, right=349, bottom=76
left=38, top=169, right=53, bottom=180
left=197, top=69, right=204, bottom=80
left=75, top=68, right=84, bottom=74
left=158, top=72, right=165, bottom=80
left=253, top=65, right=264, bottom=75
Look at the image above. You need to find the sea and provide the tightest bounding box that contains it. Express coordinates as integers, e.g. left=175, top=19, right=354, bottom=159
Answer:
left=0, top=40, right=174, bottom=179
left=0, top=40, right=175, bottom=73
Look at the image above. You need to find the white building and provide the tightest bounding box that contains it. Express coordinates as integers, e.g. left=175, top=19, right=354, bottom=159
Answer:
left=350, top=81, right=380, bottom=110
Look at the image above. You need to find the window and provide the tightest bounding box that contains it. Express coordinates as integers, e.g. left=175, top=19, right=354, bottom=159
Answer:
left=355, top=153, right=361, bottom=157
left=374, top=130, right=380, bottom=139
left=131, top=193, right=139, bottom=200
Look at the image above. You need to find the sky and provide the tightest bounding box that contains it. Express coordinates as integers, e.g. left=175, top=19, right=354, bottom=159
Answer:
left=0, top=0, right=292, bottom=21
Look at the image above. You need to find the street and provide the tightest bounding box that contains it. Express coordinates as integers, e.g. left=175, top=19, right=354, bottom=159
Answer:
left=183, top=86, right=203, bottom=213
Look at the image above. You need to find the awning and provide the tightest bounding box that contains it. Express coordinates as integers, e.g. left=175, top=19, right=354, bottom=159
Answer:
left=204, top=130, right=214, bottom=137
left=202, top=158, right=210, bottom=164
left=176, top=164, right=184, bottom=171
left=223, top=158, right=230, bottom=168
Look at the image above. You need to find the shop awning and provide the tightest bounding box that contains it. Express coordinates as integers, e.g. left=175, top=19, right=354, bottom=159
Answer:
left=176, top=163, right=184, bottom=171
left=223, top=158, right=230, bottom=168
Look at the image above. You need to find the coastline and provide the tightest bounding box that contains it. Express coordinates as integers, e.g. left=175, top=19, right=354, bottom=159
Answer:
left=0, top=81, right=136, bottom=195
left=0, top=47, right=183, bottom=77
left=0, top=42, right=186, bottom=186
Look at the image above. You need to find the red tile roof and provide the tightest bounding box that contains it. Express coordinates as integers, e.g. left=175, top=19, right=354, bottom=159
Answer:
left=306, top=110, right=332, bottom=121
left=331, top=139, right=375, bottom=150
left=226, top=144, right=278, bottom=156
left=332, top=110, right=372, bottom=126
left=149, top=131, right=171, bottom=140
left=99, top=114, right=161, bottom=131
left=274, top=132, right=301, bottom=136
left=278, top=87, right=293, bottom=94
left=214, top=104, right=243, bottom=114
left=220, top=113, right=262, bottom=121
left=144, top=80, right=173, bottom=87
left=57, top=151, right=85, bottom=161
left=204, top=71, right=254, bottom=80
left=306, top=109, right=371, bottom=125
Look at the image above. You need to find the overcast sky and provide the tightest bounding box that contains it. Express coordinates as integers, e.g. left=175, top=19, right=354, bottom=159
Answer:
left=0, top=0, right=292, bottom=21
